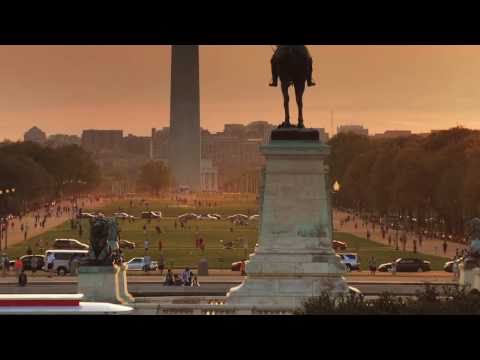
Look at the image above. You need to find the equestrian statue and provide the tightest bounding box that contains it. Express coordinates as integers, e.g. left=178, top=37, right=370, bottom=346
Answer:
left=269, top=45, right=316, bottom=129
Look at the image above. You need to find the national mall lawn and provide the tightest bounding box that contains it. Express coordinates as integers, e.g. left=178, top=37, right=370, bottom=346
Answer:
left=6, top=196, right=449, bottom=271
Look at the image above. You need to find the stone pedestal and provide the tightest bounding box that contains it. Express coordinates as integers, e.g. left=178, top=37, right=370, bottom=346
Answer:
left=459, top=263, right=480, bottom=291
left=117, top=264, right=135, bottom=303
left=78, top=265, right=123, bottom=304
left=226, top=129, right=348, bottom=310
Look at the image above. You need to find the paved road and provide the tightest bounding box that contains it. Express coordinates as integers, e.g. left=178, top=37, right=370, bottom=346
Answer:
left=0, top=279, right=457, bottom=296
left=1, top=197, right=111, bottom=250
left=0, top=270, right=456, bottom=283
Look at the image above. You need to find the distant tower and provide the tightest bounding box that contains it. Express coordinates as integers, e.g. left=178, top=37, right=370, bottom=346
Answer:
left=169, top=45, right=201, bottom=191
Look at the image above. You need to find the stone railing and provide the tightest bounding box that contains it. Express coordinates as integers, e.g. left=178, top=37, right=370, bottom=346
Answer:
left=131, top=301, right=295, bottom=315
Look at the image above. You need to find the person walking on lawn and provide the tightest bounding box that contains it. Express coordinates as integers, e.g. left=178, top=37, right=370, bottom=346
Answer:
left=368, top=256, right=377, bottom=275
left=14, top=257, right=23, bottom=278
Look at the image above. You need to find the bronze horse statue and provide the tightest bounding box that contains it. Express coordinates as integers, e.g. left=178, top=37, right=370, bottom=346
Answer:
left=270, top=46, right=315, bottom=129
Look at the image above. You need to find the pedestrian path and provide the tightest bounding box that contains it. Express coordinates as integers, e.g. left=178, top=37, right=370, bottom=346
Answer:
left=1, top=198, right=111, bottom=251
left=333, top=210, right=465, bottom=260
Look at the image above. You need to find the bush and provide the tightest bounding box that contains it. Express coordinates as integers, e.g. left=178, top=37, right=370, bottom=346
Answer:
left=296, top=284, right=480, bottom=315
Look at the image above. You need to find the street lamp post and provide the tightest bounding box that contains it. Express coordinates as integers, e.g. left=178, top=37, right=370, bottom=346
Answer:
left=331, top=180, right=341, bottom=236
left=0, top=187, right=15, bottom=251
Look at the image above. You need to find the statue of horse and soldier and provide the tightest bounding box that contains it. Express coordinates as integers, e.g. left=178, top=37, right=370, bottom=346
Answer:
left=269, top=45, right=316, bottom=129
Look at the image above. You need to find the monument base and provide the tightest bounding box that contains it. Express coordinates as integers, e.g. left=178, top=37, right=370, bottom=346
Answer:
left=226, top=250, right=347, bottom=309
left=225, top=132, right=348, bottom=311
left=78, top=265, right=124, bottom=304
left=459, top=263, right=480, bottom=292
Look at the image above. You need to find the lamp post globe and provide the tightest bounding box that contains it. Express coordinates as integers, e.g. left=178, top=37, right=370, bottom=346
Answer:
left=333, top=181, right=341, bottom=193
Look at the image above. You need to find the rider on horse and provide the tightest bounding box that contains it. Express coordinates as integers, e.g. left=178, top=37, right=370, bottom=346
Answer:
left=269, top=45, right=316, bottom=87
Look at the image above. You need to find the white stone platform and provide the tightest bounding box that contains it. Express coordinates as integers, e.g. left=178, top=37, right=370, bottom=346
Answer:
left=78, top=265, right=134, bottom=304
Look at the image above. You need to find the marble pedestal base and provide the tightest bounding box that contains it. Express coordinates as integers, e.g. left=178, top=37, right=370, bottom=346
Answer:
left=459, top=263, right=480, bottom=292
left=78, top=265, right=124, bottom=304
left=226, top=251, right=347, bottom=309
left=225, top=130, right=348, bottom=311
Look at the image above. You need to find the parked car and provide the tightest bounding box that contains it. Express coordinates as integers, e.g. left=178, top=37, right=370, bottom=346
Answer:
left=333, top=240, right=347, bottom=251
left=126, top=257, right=158, bottom=271
left=43, top=250, right=89, bottom=276
left=113, top=212, right=135, bottom=219
left=141, top=211, right=162, bottom=219
left=53, top=239, right=89, bottom=250
left=20, top=255, right=45, bottom=271
left=177, top=213, right=199, bottom=222
left=444, top=257, right=463, bottom=273
left=196, top=214, right=219, bottom=220
left=377, top=258, right=431, bottom=272
left=119, top=239, right=136, bottom=250
left=77, top=212, right=96, bottom=219
left=338, top=253, right=360, bottom=272
left=227, top=214, right=249, bottom=222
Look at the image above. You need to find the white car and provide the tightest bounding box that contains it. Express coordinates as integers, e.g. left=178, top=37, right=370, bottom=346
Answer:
left=338, top=253, right=361, bottom=272
left=177, top=213, right=199, bottom=222
left=141, top=211, right=162, bottom=219
left=198, top=214, right=218, bottom=220
left=227, top=214, right=249, bottom=222
left=126, top=257, right=158, bottom=271
left=113, top=212, right=135, bottom=219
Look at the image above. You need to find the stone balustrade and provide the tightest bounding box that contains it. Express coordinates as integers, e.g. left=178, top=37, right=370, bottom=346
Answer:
left=130, top=301, right=295, bottom=315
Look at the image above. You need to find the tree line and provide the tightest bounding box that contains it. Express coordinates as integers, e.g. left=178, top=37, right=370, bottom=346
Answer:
left=0, top=141, right=101, bottom=215
left=327, top=127, right=480, bottom=236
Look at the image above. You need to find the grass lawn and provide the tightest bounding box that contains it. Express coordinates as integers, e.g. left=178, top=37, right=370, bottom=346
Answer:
left=7, top=197, right=259, bottom=269
left=5, top=197, right=449, bottom=271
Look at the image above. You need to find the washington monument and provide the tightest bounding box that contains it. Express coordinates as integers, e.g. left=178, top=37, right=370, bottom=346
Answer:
left=169, top=45, right=201, bottom=191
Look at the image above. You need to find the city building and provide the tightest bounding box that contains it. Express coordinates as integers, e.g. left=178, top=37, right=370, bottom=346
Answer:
left=168, top=45, right=201, bottom=191
left=123, top=134, right=151, bottom=157
left=46, top=134, right=81, bottom=148
left=337, top=125, right=369, bottom=136
left=245, top=121, right=276, bottom=143
left=151, top=127, right=169, bottom=160
left=81, top=130, right=123, bottom=154
left=152, top=121, right=274, bottom=192
left=200, top=159, right=218, bottom=192
left=223, top=169, right=261, bottom=194
left=372, top=130, right=412, bottom=139
left=202, top=129, right=265, bottom=190
left=313, top=128, right=329, bottom=143
left=24, top=126, right=47, bottom=144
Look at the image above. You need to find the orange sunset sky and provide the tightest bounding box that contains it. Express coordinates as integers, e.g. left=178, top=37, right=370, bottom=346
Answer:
left=0, top=45, right=479, bottom=141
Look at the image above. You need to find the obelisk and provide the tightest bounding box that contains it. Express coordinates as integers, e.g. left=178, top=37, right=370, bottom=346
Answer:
left=169, top=45, right=201, bottom=191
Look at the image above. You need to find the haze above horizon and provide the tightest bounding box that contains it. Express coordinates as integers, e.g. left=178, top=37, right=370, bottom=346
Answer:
left=0, top=45, right=478, bottom=141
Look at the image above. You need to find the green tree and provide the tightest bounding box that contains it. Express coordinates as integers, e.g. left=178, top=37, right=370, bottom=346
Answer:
left=138, top=161, right=171, bottom=195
